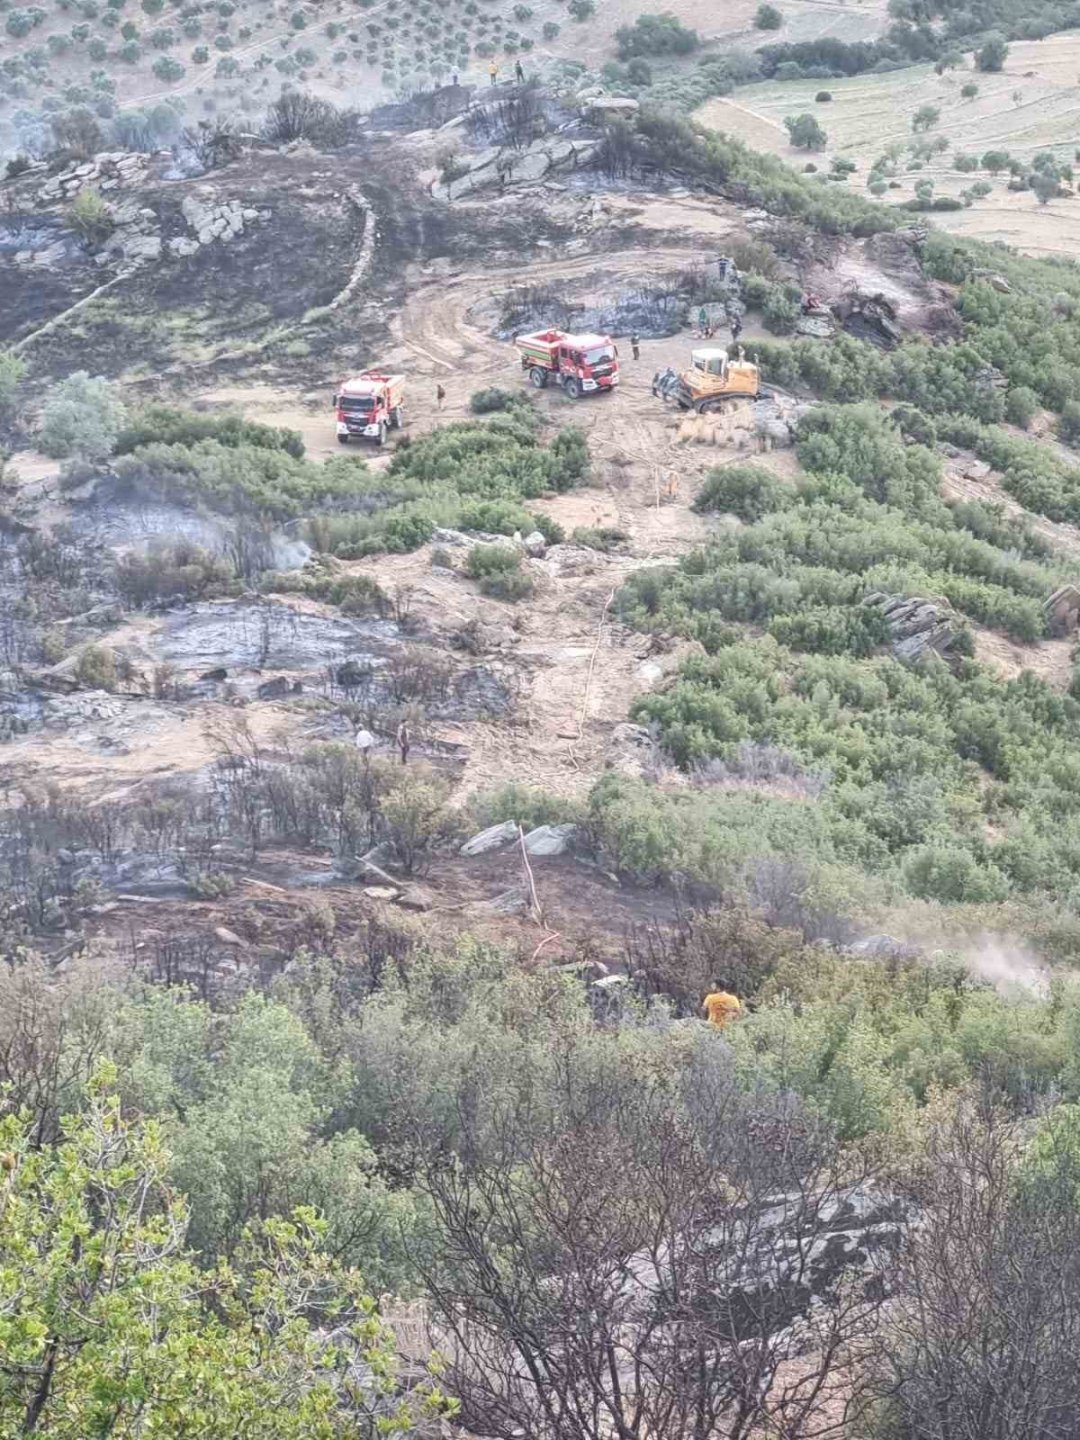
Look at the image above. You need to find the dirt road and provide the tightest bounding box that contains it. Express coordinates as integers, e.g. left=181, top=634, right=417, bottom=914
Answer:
left=156, top=198, right=783, bottom=801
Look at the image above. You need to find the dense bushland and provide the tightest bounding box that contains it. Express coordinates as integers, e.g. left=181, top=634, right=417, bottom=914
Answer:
left=308, top=411, right=586, bottom=557
left=612, top=402, right=1080, bottom=910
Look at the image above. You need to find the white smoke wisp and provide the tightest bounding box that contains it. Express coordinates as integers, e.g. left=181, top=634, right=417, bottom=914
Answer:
left=936, top=933, right=1051, bottom=998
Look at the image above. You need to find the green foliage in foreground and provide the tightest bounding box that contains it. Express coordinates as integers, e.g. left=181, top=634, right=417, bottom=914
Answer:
left=0, top=1075, right=423, bottom=1438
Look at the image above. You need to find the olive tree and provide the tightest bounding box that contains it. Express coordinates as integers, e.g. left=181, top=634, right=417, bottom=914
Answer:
left=38, top=371, right=126, bottom=462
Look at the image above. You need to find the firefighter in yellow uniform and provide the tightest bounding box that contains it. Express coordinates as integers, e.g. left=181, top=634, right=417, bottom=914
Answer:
left=703, top=991, right=742, bottom=1029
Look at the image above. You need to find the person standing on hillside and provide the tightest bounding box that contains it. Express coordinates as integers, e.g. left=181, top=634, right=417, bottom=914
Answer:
left=730, top=312, right=743, bottom=344
left=515, top=59, right=525, bottom=83
left=436, top=383, right=446, bottom=410
left=630, top=332, right=640, bottom=360
left=489, top=59, right=499, bottom=85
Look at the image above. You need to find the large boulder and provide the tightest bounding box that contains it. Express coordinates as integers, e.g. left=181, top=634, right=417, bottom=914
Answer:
left=461, top=820, right=519, bottom=856
left=522, top=823, right=577, bottom=856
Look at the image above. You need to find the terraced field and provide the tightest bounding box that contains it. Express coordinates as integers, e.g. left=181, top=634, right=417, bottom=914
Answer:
left=697, top=33, right=1080, bottom=258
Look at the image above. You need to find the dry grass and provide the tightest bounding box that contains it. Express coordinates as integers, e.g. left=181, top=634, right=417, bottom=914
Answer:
left=696, top=31, right=1080, bottom=258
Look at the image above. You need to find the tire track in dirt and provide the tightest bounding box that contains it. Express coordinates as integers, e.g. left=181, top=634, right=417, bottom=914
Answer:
left=376, top=234, right=747, bottom=796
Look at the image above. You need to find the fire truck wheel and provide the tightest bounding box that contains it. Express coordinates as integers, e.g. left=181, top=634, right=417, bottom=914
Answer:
left=563, top=376, right=581, bottom=399
left=529, top=367, right=548, bottom=389
left=337, top=434, right=349, bottom=445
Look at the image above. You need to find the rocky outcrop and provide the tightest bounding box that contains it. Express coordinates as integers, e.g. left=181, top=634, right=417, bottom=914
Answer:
left=6, top=151, right=272, bottom=273
left=864, top=591, right=960, bottom=661
left=522, top=823, right=577, bottom=856
left=432, top=133, right=601, bottom=201
left=461, top=820, right=520, bottom=856
left=33, top=150, right=155, bottom=205
left=174, top=191, right=265, bottom=252
left=1046, top=584, right=1080, bottom=634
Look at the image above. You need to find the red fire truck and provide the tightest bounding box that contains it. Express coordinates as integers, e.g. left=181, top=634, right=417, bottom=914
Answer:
left=514, top=329, right=620, bottom=398
left=333, top=372, right=405, bottom=445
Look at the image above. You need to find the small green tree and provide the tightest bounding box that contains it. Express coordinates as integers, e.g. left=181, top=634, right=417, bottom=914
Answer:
left=912, top=104, right=940, bottom=132
left=67, top=187, right=114, bottom=246
left=1060, top=398, right=1080, bottom=444
left=1031, top=168, right=1061, bottom=204
left=0, top=351, right=26, bottom=420
left=39, top=372, right=127, bottom=462
left=152, top=54, right=185, bottom=79
left=1004, top=385, right=1038, bottom=429
left=0, top=1076, right=430, bottom=1437
left=976, top=33, right=1008, bottom=70
left=380, top=768, right=456, bottom=874
left=784, top=113, right=826, bottom=150
left=75, top=644, right=118, bottom=690
left=754, top=2, right=782, bottom=27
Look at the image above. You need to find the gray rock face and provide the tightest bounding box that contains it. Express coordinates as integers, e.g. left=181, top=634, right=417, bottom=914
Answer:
left=522, top=823, right=577, bottom=856
left=460, top=820, right=520, bottom=856
left=432, top=133, right=600, bottom=200
left=864, top=591, right=959, bottom=662
left=523, top=530, right=547, bottom=558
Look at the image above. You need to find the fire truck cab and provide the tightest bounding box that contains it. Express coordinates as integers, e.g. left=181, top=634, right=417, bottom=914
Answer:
left=514, top=329, right=620, bottom=398
left=334, top=372, right=405, bottom=446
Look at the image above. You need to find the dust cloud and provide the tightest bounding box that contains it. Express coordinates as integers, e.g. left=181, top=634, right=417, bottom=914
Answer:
left=935, top=935, right=1051, bottom=997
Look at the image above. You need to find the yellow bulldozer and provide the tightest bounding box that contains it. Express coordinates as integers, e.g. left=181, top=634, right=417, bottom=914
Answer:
left=652, top=346, right=760, bottom=413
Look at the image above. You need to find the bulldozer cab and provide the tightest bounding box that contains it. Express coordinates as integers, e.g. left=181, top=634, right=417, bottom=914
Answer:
left=691, top=347, right=729, bottom=379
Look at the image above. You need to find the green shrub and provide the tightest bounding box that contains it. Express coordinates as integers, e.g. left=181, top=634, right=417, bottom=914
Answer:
left=571, top=525, right=630, bottom=552
left=151, top=55, right=184, bottom=79
left=615, top=11, right=695, bottom=57
left=469, top=387, right=526, bottom=414
left=39, top=372, right=126, bottom=462
left=115, top=405, right=305, bottom=458
left=468, top=783, right=580, bottom=830
left=693, top=464, right=791, bottom=521
left=465, top=543, right=534, bottom=600
left=75, top=644, right=118, bottom=690
left=1061, top=400, right=1080, bottom=446
left=755, top=3, right=782, bottom=27
left=976, top=32, right=1008, bottom=70
left=1005, top=385, right=1038, bottom=429
left=903, top=845, right=1009, bottom=903
left=784, top=113, right=826, bottom=150
left=762, top=288, right=800, bottom=333
left=67, top=188, right=114, bottom=246
left=0, top=351, right=26, bottom=420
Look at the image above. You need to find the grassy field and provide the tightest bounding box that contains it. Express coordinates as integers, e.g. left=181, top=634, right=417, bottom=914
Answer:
left=696, top=33, right=1080, bottom=258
